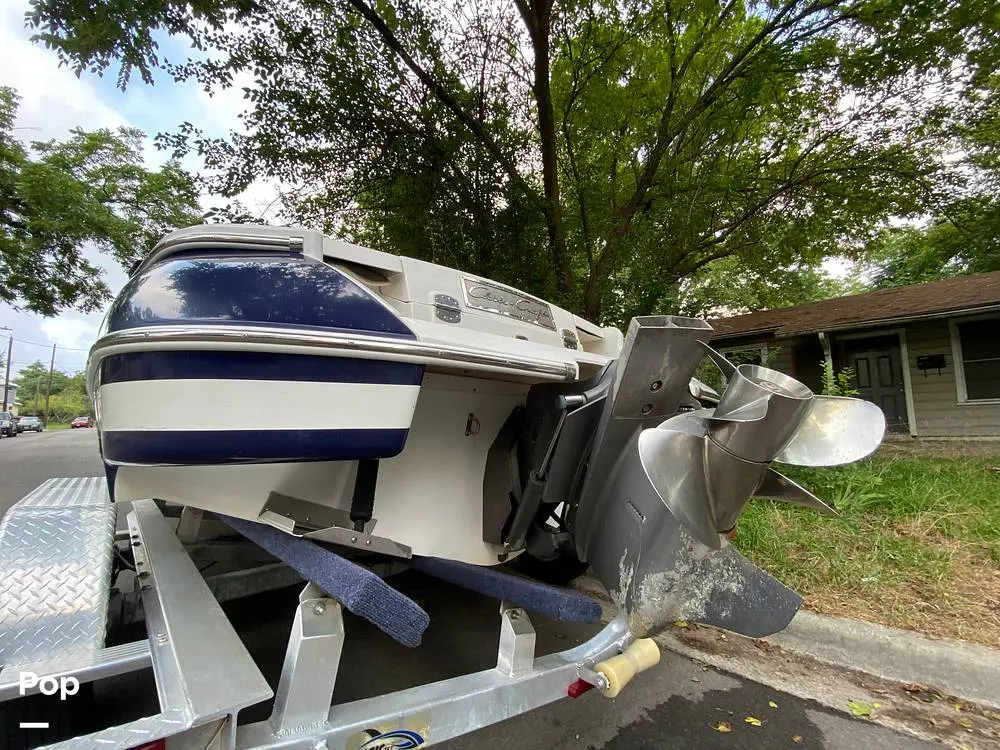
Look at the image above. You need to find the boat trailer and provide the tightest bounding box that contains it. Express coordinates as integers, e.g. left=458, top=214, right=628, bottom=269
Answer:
left=0, top=477, right=659, bottom=749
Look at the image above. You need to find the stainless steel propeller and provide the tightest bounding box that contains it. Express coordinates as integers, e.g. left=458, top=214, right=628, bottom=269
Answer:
left=577, top=321, right=886, bottom=640
left=640, top=353, right=885, bottom=550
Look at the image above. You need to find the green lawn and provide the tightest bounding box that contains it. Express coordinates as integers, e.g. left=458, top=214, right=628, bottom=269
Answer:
left=45, top=422, right=71, bottom=430
left=735, top=447, right=1000, bottom=647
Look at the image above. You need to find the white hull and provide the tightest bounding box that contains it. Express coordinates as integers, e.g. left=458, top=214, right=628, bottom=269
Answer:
left=90, top=223, right=623, bottom=566
left=110, top=373, right=527, bottom=565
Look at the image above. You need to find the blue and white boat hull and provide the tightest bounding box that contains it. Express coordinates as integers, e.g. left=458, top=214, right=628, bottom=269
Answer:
left=89, top=224, right=617, bottom=565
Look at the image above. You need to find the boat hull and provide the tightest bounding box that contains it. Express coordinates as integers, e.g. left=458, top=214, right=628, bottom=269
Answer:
left=97, top=350, right=423, bottom=465
left=105, top=372, right=525, bottom=566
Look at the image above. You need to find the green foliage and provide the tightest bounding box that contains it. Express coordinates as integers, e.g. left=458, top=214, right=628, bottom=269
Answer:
left=25, top=0, right=1000, bottom=320
left=860, top=197, right=1000, bottom=289
left=12, top=360, right=87, bottom=417
left=674, top=259, right=864, bottom=320
left=736, top=454, right=1000, bottom=641
left=0, top=86, right=202, bottom=315
left=44, top=391, right=90, bottom=422
left=820, top=361, right=860, bottom=397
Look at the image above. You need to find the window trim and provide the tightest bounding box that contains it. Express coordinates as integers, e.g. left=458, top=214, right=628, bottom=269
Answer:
left=948, top=314, right=1000, bottom=405
left=717, top=343, right=770, bottom=366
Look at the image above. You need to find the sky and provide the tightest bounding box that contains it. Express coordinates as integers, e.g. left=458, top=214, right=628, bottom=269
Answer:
left=0, top=0, right=274, bottom=380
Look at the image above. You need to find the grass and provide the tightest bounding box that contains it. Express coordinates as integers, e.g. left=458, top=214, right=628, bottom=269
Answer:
left=734, top=449, right=1000, bottom=647
left=44, top=422, right=70, bottom=430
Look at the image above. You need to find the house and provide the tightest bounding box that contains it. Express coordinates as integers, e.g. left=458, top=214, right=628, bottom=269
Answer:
left=710, top=271, right=1000, bottom=438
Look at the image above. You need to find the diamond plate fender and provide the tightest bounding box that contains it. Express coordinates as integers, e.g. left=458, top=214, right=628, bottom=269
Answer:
left=0, top=477, right=115, bottom=666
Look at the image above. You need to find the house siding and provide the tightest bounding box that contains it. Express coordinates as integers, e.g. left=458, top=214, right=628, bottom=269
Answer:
left=904, top=319, right=1000, bottom=437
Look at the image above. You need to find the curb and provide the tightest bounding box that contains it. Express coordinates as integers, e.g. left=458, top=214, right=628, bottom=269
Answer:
left=570, top=575, right=1000, bottom=708
left=768, top=610, right=1000, bottom=709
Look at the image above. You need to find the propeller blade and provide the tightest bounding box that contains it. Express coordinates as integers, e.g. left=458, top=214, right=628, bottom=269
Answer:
left=755, top=468, right=838, bottom=516
left=708, top=394, right=770, bottom=424
left=777, top=396, right=886, bottom=467
left=698, top=340, right=737, bottom=377
left=637, top=426, right=723, bottom=550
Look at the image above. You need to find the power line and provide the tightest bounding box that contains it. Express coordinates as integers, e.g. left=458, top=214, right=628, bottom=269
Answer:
left=12, top=337, right=92, bottom=352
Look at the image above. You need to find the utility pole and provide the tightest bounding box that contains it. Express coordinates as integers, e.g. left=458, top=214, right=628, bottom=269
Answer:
left=1, top=327, right=11, bottom=412
left=43, top=343, right=56, bottom=427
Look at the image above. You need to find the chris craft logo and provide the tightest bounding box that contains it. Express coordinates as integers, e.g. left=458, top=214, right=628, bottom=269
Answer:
left=358, top=728, right=426, bottom=749
left=462, top=278, right=556, bottom=330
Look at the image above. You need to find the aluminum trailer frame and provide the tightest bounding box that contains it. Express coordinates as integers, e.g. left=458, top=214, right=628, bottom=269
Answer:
left=0, top=479, right=659, bottom=750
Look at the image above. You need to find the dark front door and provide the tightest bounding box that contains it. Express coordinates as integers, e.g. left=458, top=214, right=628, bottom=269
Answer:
left=845, top=336, right=908, bottom=432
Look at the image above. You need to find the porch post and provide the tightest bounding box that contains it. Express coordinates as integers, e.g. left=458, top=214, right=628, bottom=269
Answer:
left=818, top=331, right=833, bottom=372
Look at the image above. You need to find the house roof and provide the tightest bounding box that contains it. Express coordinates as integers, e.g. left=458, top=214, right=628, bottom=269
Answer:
left=710, top=270, right=1000, bottom=341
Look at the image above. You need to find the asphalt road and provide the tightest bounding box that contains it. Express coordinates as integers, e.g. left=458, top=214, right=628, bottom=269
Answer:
left=0, top=427, right=103, bottom=514
left=0, top=431, right=941, bottom=749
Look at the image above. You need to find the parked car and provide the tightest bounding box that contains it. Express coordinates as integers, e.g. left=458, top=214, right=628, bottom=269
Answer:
left=70, top=415, right=94, bottom=428
left=0, top=411, right=17, bottom=437
left=18, top=416, right=43, bottom=432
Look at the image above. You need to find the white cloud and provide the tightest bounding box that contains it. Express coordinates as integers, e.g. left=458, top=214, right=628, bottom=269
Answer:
left=39, top=314, right=101, bottom=351
left=0, top=2, right=126, bottom=139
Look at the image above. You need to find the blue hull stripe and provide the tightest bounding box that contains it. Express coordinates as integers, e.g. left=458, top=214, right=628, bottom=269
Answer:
left=102, top=428, right=408, bottom=465
left=100, top=351, right=424, bottom=386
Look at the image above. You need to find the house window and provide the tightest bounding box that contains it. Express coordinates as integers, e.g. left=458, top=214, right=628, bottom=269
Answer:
left=955, top=318, right=1000, bottom=401
left=722, top=345, right=769, bottom=367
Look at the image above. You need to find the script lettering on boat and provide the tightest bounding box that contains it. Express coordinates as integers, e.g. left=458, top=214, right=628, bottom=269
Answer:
left=462, top=277, right=556, bottom=330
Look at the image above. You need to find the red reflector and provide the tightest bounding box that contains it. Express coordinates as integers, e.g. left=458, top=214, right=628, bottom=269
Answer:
left=567, top=678, right=595, bottom=698
left=130, top=741, right=165, bottom=750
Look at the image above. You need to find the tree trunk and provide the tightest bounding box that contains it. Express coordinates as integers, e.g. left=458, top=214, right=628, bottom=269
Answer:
left=518, top=0, right=573, bottom=301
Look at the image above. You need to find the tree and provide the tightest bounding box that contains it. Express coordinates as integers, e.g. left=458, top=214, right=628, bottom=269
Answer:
left=672, top=257, right=864, bottom=319
left=27, top=0, right=1000, bottom=321
left=46, top=391, right=91, bottom=422
left=0, top=87, right=203, bottom=315
left=861, top=196, right=1000, bottom=289
left=13, top=360, right=77, bottom=414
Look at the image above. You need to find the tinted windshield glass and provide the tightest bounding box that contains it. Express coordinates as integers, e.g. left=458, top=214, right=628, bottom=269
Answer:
left=0, top=413, right=11, bottom=420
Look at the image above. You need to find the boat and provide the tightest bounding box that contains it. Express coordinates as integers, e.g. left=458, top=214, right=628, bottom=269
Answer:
left=88, top=222, right=885, bottom=639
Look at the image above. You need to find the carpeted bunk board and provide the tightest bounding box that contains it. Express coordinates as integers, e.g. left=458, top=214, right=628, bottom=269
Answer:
left=220, top=515, right=602, bottom=647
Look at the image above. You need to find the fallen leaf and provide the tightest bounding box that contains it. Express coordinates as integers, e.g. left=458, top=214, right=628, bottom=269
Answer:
left=675, top=620, right=689, bottom=629
left=745, top=716, right=762, bottom=727
left=958, top=718, right=974, bottom=729
left=792, top=736, right=802, bottom=743
left=847, top=700, right=875, bottom=718
left=984, top=710, right=1000, bottom=721
left=873, top=703, right=882, bottom=709
left=715, top=722, right=732, bottom=733
left=903, top=683, right=926, bottom=693
left=954, top=702, right=967, bottom=712
left=957, top=745, right=974, bottom=750
left=691, top=677, right=701, bottom=683
left=768, top=701, right=778, bottom=709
